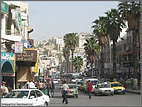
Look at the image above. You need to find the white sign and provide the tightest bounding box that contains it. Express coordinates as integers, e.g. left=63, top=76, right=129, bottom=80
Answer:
left=15, top=42, right=24, bottom=53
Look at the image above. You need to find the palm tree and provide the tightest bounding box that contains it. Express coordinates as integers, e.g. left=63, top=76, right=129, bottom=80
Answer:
left=105, top=9, right=125, bottom=78
left=84, top=36, right=100, bottom=77
left=63, top=46, right=70, bottom=73
left=63, top=33, right=79, bottom=73
left=92, top=16, right=109, bottom=78
left=118, top=1, right=140, bottom=78
left=73, top=56, right=83, bottom=72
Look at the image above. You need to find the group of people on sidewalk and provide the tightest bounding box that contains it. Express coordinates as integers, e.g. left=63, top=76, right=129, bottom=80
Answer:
left=31, top=79, right=55, bottom=98
left=1, top=81, right=12, bottom=97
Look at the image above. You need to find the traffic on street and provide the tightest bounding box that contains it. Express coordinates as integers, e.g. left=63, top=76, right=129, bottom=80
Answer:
left=1, top=1, right=141, bottom=106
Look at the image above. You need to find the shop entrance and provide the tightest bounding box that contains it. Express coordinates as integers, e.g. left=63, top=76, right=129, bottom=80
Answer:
left=2, top=61, right=14, bottom=89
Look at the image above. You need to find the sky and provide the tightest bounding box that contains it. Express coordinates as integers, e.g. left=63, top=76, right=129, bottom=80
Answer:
left=25, top=1, right=119, bottom=41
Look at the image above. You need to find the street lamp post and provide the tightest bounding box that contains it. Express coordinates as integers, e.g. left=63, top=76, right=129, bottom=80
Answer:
left=38, top=69, right=40, bottom=89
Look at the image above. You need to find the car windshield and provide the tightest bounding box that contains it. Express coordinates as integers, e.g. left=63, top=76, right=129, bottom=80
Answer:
left=99, top=84, right=110, bottom=88
left=4, top=91, right=29, bottom=98
left=67, top=81, right=76, bottom=84
left=91, top=81, right=99, bottom=85
left=69, top=85, right=76, bottom=89
left=111, top=83, right=122, bottom=87
left=77, top=82, right=82, bottom=84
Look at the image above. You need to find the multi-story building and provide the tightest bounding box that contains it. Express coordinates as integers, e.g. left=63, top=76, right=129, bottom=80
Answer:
left=1, top=1, right=35, bottom=89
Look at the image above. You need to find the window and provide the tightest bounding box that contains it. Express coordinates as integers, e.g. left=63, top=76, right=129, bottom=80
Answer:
left=29, top=91, right=36, bottom=98
left=35, top=90, right=43, bottom=97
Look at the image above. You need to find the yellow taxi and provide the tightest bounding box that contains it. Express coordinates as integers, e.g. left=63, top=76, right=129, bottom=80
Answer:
left=110, top=81, right=125, bottom=94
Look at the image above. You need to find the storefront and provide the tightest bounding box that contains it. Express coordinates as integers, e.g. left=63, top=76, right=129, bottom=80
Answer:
left=15, top=48, right=37, bottom=89
left=1, top=52, right=15, bottom=89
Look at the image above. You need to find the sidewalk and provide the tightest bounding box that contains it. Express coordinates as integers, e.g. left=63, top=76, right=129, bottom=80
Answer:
left=125, top=88, right=141, bottom=94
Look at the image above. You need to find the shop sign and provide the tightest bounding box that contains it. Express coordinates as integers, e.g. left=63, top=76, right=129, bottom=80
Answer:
left=14, top=8, right=23, bottom=32
left=1, top=1, right=9, bottom=14
left=1, top=52, right=15, bottom=73
left=3, top=73, right=15, bottom=76
left=15, top=42, right=24, bottom=53
left=16, top=50, right=37, bottom=62
left=1, top=52, right=14, bottom=61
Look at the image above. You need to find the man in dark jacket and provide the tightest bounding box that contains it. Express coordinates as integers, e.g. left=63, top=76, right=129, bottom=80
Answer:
left=87, top=80, right=92, bottom=99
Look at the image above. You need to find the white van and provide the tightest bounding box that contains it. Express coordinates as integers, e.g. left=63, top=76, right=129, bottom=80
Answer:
left=83, top=78, right=100, bottom=93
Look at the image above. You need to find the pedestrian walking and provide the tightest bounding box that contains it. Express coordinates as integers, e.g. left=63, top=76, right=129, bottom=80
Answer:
left=2, top=81, right=9, bottom=96
left=27, top=79, right=36, bottom=89
left=87, top=80, right=92, bottom=99
left=46, top=80, right=51, bottom=97
left=39, top=81, right=44, bottom=90
left=1, top=83, right=4, bottom=97
left=61, top=81, right=69, bottom=104
left=51, top=81, right=55, bottom=98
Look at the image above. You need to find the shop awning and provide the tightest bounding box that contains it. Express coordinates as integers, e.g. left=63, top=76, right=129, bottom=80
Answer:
left=119, top=50, right=134, bottom=56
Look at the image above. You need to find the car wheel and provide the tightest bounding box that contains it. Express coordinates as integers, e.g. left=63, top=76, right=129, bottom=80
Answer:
left=123, top=92, right=125, bottom=94
left=44, top=102, right=48, bottom=106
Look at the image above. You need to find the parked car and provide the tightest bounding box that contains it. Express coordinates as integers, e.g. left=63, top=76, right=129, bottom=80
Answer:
left=110, top=81, right=125, bottom=94
left=67, top=81, right=76, bottom=85
left=67, top=84, right=78, bottom=98
left=45, top=78, right=52, bottom=83
left=1, top=89, right=50, bottom=106
left=94, top=83, right=114, bottom=96
left=53, top=79, right=59, bottom=84
left=83, top=78, right=100, bottom=93
left=76, top=80, right=83, bottom=89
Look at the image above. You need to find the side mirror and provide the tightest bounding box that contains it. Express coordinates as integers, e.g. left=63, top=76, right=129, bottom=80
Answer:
left=29, top=96, right=35, bottom=99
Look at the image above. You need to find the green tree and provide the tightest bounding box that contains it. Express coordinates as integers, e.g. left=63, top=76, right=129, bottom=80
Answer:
left=84, top=36, right=100, bottom=77
left=73, top=56, right=83, bottom=73
left=92, top=16, right=109, bottom=78
left=63, top=46, right=70, bottom=73
left=63, top=33, right=79, bottom=73
left=105, top=9, right=125, bottom=78
left=118, top=1, right=140, bottom=78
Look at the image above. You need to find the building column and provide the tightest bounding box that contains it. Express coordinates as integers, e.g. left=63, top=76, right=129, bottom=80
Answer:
left=1, top=14, right=6, bottom=36
left=11, top=22, right=15, bottom=36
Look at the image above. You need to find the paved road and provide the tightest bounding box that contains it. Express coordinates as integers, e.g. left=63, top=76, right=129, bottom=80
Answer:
left=48, top=83, right=141, bottom=106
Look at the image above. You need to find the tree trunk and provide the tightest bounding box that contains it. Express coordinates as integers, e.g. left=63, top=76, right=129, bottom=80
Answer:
left=91, top=63, right=93, bottom=77
left=112, top=40, right=116, bottom=78
left=72, top=51, right=74, bottom=73
left=132, top=30, right=138, bottom=78
left=100, top=45, right=104, bottom=78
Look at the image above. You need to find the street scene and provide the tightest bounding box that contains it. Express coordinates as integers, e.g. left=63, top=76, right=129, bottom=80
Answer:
left=1, top=1, right=142, bottom=106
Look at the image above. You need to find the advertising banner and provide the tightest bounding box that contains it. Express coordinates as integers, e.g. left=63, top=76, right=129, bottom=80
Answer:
left=1, top=52, right=15, bottom=73
left=15, top=42, right=24, bottom=53
left=16, top=49, right=37, bottom=62
left=1, top=1, right=9, bottom=14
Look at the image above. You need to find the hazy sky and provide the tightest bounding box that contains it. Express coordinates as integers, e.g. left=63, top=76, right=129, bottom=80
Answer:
left=26, top=1, right=119, bottom=41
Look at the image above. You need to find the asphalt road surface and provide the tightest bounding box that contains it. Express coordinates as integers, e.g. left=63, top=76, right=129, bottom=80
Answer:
left=48, top=83, right=141, bottom=106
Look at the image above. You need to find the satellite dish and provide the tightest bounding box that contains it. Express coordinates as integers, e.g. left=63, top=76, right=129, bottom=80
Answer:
left=11, top=44, right=15, bottom=50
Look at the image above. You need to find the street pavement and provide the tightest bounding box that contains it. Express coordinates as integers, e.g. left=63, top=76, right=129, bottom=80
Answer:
left=48, top=83, right=141, bottom=106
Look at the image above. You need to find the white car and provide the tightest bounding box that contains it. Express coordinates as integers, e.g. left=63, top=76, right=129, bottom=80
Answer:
left=1, top=89, right=50, bottom=106
left=94, top=83, right=114, bottom=96
left=53, top=79, right=59, bottom=84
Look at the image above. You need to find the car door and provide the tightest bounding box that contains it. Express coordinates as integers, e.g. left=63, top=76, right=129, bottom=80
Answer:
left=29, top=90, right=39, bottom=106
left=35, top=90, right=45, bottom=106
left=95, top=85, right=99, bottom=94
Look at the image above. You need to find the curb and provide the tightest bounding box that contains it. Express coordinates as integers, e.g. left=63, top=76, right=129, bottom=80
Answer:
left=125, top=90, right=141, bottom=94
